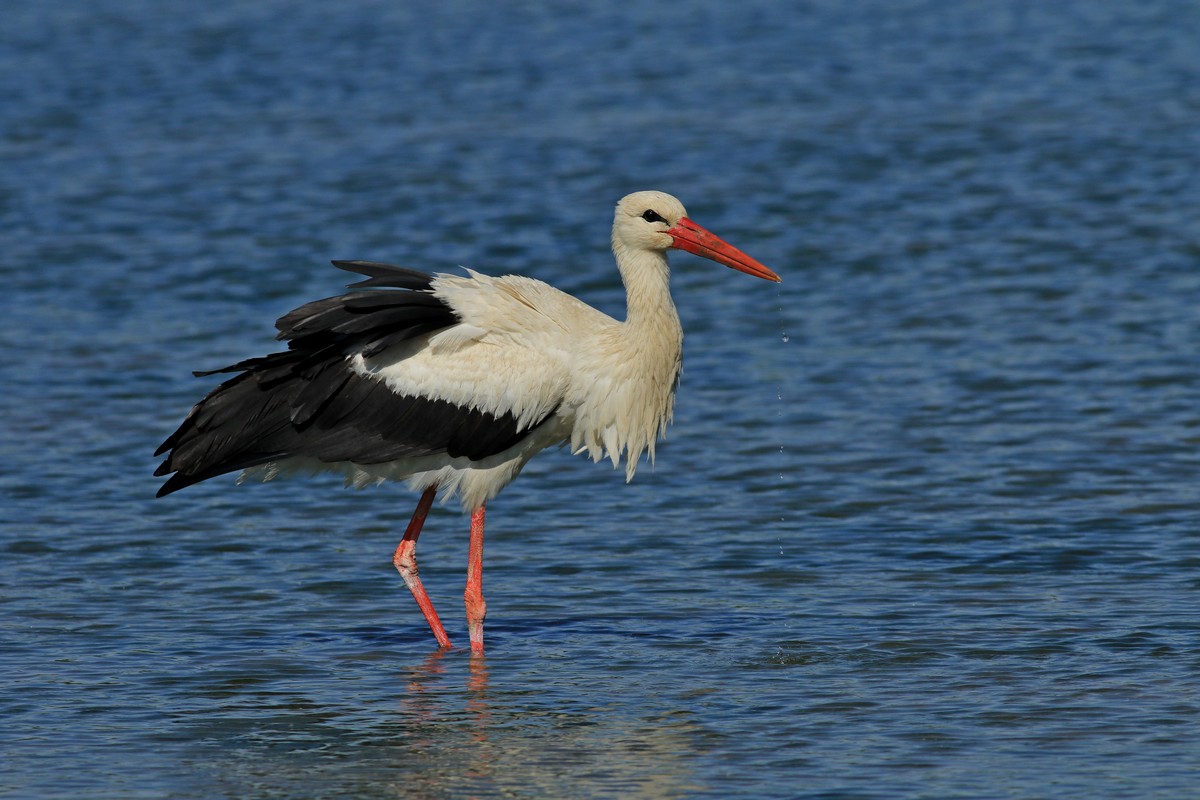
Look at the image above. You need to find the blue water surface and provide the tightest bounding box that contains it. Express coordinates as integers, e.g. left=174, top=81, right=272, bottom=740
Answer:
left=3, top=1, right=1199, bottom=798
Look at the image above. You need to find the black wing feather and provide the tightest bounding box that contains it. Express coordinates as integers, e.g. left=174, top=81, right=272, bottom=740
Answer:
left=332, top=260, right=439, bottom=290
left=155, top=262, right=551, bottom=497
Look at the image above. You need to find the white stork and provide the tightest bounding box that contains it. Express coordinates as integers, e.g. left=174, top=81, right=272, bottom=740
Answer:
left=155, top=190, right=780, bottom=653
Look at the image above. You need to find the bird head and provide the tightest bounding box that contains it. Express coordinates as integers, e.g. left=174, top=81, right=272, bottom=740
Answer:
left=612, top=191, right=780, bottom=282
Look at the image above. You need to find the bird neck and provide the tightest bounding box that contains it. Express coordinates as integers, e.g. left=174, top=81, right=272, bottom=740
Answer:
left=575, top=242, right=682, bottom=482
left=615, top=246, right=681, bottom=335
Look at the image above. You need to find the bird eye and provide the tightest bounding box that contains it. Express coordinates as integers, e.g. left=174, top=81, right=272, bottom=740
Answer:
left=641, top=209, right=667, bottom=224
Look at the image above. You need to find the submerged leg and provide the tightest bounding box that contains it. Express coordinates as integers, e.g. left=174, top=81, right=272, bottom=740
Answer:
left=393, top=486, right=452, bottom=649
left=465, top=505, right=487, bottom=654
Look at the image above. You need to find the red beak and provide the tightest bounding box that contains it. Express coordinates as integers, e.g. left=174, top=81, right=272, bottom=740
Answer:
left=667, top=217, right=781, bottom=282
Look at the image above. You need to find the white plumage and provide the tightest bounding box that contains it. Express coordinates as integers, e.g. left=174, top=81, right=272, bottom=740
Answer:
left=156, top=190, right=780, bottom=652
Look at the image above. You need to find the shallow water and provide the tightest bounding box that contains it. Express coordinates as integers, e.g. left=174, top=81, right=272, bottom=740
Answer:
left=3, top=1, right=1199, bottom=797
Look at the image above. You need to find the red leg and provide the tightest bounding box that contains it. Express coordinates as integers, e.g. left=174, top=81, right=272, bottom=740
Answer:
left=464, top=505, right=487, bottom=654
left=392, top=486, right=452, bottom=649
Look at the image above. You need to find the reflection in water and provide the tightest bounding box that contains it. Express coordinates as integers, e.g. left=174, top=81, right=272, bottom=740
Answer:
left=385, top=650, right=700, bottom=798
left=397, top=649, right=451, bottom=716
left=467, top=652, right=489, bottom=697
left=464, top=655, right=493, bottom=795
left=397, top=650, right=497, bottom=792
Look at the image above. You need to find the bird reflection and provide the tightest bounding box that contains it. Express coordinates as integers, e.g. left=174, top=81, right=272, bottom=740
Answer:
left=398, top=649, right=491, bottom=724
left=391, top=648, right=702, bottom=797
